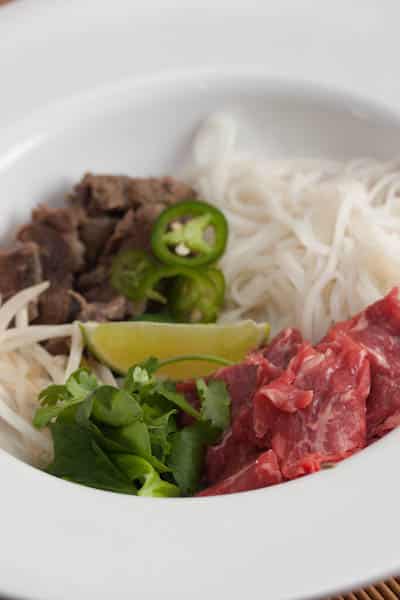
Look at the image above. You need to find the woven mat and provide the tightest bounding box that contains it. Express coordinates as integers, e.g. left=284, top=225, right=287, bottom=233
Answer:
left=329, top=577, right=400, bottom=600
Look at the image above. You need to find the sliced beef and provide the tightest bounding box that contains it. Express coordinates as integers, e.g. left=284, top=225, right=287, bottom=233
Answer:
left=254, top=336, right=370, bottom=479
left=77, top=264, right=108, bottom=294
left=176, top=362, right=259, bottom=428
left=73, top=174, right=131, bottom=214
left=18, top=222, right=84, bottom=282
left=79, top=216, right=117, bottom=265
left=104, top=206, right=165, bottom=256
left=32, top=204, right=84, bottom=233
left=0, top=242, right=42, bottom=300
left=203, top=329, right=304, bottom=486
left=17, top=220, right=80, bottom=324
left=76, top=262, right=130, bottom=314
left=44, top=337, right=71, bottom=356
left=260, top=327, right=303, bottom=369
left=197, top=450, right=282, bottom=497
left=70, top=291, right=128, bottom=322
left=72, top=173, right=196, bottom=216
left=205, top=405, right=260, bottom=484
left=215, top=363, right=260, bottom=420
left=36, top=286, right=80, bottom=325
left=324, top=288, right=400, bottom=441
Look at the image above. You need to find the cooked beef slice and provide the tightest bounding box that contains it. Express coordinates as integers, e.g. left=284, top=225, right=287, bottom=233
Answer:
left=18, top=222, right=84, bottom=281
left=71, top=173, right=196, bottom=216
left=32, top=203, right=84, bottom=233
left=0, top=242, right=42, bottom=300
left=79, top=216, right=118, bottom=265
left=36, top=286, right=80, bottom=325
left=77, top=264, right=117, bottom=303
left=70, top=291, right=128, bottom=322
left=44, top=337, right=71, bottom=356
left=104, top=209, right=144, bottom=255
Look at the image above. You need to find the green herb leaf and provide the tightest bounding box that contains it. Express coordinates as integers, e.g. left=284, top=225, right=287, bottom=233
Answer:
left=104, top=420, right=169, bottom=473
left=33, top=398, right=84, bottom=429
left=47, top=423, right=137, bottom=494
left=91, top=386, right=142, bottom=427
left=123, top=360, right=159, bottom=397
left=38, top=384, right=71, bottom=406
left=168, top=421, right=219, bottom=495
left=113, top=454, right=180, bottom=497
left=196, top=378, right=231, bottom=431
left=144, top=406, right=177, bottom=462
left=65, top=368, right=99, bottom=401
left=157, top=380, right=201, bottom=419
left=33, top=369, right=100, bottom=428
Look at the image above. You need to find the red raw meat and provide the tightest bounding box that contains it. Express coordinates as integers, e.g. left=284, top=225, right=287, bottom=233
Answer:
left=204, top=329, right=304, bottom=485
left=176, top=362, right=259, bottom=427
left=260, top=327, right=303, bottom=369
left=215, top=363, right=259, bottom=420
left=254, top=336, right=370, bottom=479
left=325, top=288, right=400, bottom=441
left=196, top=449, right=282, bottom=497
left=205, top=404, right=259, bottom=483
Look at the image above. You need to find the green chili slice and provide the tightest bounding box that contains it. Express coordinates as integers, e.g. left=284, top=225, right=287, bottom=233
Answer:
left=151, top=200, right=228, bottom=267
left=110, top=249, right=165, bottom=303
left=168, top=267, right=225, bottom=324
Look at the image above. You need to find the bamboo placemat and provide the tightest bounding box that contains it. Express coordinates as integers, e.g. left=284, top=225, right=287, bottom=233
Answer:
left=0, top=0, right=399, bottom=599
left=330, top=577, right=400, bottom=600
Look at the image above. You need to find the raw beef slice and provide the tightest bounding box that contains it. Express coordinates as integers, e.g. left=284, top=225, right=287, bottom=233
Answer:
left=197, top=450, right=282, bottom=497
left=254, top=336, right=370, bottom=479
left=324, top=288, right=400, bottom=440
left=204, top=329, right=304, bottom=486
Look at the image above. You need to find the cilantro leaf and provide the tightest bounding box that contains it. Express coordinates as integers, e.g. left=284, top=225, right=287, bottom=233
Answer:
left=196, top=378, right=231, bottom=431
left=113, top=454, right=180, bottom=497
left=47, top=423, right=137, bottom=494
left=157, top=380, right=201, bottom=419
left=65, top=368, right=99, bottom=401
left=90, top=386, right=142, bottom=427
left=123, top=358, right=160, bottom=396
left=168, top=421, right=220, bottom=495
left=38, top=384, right=70, bottom=406
left=33, top=398, right=85, bottom=429
left=143, top=406, right=177, bottom=463
left=33, top=368, right=100, bottom=429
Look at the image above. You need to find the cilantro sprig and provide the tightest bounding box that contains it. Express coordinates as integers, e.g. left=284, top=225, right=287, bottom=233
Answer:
left=33, top=355, right=232, bottom=497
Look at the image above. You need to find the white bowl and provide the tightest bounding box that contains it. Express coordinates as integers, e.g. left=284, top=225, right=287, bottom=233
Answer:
left=1, top=2, right=400, bottom=599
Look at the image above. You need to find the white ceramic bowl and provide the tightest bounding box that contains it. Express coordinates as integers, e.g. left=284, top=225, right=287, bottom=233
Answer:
left=1, top=2, right=400, bottom=599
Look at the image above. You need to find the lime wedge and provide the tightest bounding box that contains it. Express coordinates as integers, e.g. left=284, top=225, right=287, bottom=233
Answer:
left=82, top=321, right=270, bottom=380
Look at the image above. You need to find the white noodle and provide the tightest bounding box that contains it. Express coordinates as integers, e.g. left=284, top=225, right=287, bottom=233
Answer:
left=185, top=114, right=400, bottom=341
left=0, top=281, right=49, bottom=336
left=1, top=324, right=74, bottom=352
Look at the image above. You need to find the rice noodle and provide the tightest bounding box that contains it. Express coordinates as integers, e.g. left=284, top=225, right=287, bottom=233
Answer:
left=0, top=281, right=49, bottom=336
left=0, top=324, right=75, bottom=352
left=185, top=114, right=400, bottom=341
